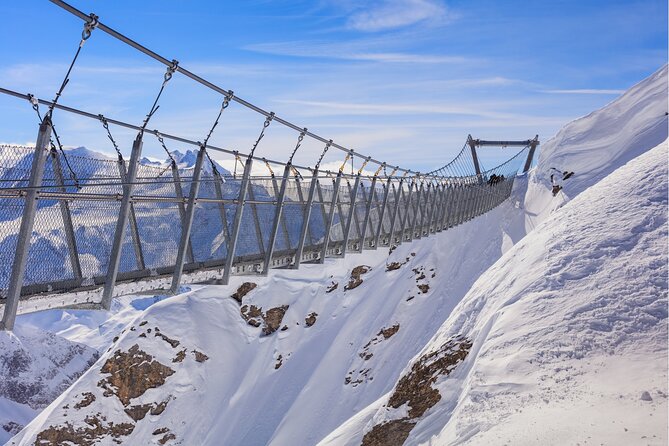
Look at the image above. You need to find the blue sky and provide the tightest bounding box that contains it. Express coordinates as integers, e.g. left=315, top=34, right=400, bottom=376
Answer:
left=0, top=0, right=666, bottom=172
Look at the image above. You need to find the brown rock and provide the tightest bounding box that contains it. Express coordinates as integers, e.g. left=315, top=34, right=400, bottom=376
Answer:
left=231, top=282, right=257, bottom=304
left=74, top=392, right=96, bottom=410
left=274, top=354, right=283, bottom=370
left=155, top=332, right=180, bottom=348
left=361, top=419, right=416, bottom=446
left=172, top=349, right=186, bottom=363
left=417, top=284, right=429, bottom=294
left=262, top=306, right=289, bottom=336
left=124, top=403, right=152, bottom=422
left=150, top=399, right=170, bottom=415
left=361, top=337, right=472, bottom=445
left=388, top=337, right=472, bottom=418
left=385, top=262, right=402, bottom=271
left=153, top=427, right=169, bottom=435
left=240, top=304, right=263, bottom=328
left=344, top=265, right=370, bottom=290
left=159, top=432, right=176, bottom=444
left=380, top=324, right=400, bottom=339
left=97, top=344, right=175, bottom=406
left=35, top=417, right=134, bottom=446
left=326, top=281, right=338, bottom=293
left=192, top=350, right=209, bottom=363
left=305, top=312, right=318, bottom=327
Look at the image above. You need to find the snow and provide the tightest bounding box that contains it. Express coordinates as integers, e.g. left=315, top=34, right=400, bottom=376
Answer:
left=319, top=65, right=668, bottom=445
left=4, top=64, right=668, bottom=445
left=0, top=326, right=98, bottom=444
left=407, top=139, right=668, bottom=446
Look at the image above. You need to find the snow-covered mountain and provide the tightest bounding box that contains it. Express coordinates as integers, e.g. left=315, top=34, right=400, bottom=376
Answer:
left=4, top=64, right=668, bottom=446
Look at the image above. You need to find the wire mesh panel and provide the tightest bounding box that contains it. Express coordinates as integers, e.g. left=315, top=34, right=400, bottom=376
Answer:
left=133, top=202, right=182, bottom=270
left=0, top=138, right=528, bottom=304
left=0, top=199, right=25, bottom=295
left=189, top=176, right=229, bottom=263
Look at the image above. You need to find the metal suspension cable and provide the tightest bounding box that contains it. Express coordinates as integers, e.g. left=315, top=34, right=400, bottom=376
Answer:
left=201, top=93, right=232, bottom=178
left=47, top=13, right=98, bottom=117
left=26, top=94, right=80, bottom=188
left=47, top=0, right=438, bottom=178
left=248, top=113, right=274, bottom=158
left=98, top=114, right=123, bottom=160
left=152, top=131, right=179, bottom=179
left=0, top=87, right=312, bottom=173
left=288, top=128, right=307, bottom=164
left=140, top=60, right=179, bottom=132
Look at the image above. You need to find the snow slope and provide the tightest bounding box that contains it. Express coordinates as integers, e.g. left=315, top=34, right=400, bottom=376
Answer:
left=8, top=188, right=530, bottom=445
left=0, top=326, right=98, bottom=444
left=323, top=139, right=667, bottom=446
left=523, top=64, right=668, bottom=229
left=6, top=66, right=667, bottom=446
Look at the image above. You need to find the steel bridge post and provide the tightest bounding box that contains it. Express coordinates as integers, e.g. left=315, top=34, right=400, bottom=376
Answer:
left=101, top=133, right=143, bottom=310
left=51, top=148, right=82, bottom=281
left=522, top=136, right=539, bottom=173
left=355, top=181, right=368, bottom=251
left=172, top=163, right=195, bottom=264
left=212, top=169, right=231, bottom=249
left=263, top=164, right=291, bottom=275
left=418, top=182, right=432, bottom=238
left=436, top=182, right=449, bottom=231
left=440, top=183, right=452, bottom=230
left=170, top=147, right=205, bottom=293
left=118, top=157, right=146, bottom=271
left=358, top=176, right=377, bottom=251
left=398, top=180, right=414, bottom=244
left=345, top=179, right=363, bottom=249
left=409, top=181, right=424, bottom=241
left=269, top=172, right=292, bottom=254
left=341, top=174, right=361, bottom=256
left=315, top=178, right=328, bottom=239
left=320, top=172, right=342, bottom=263
left=437, top=182, right=449, bottom=231
left=294, top=173, right=315, bottom=249
left=467, top=134, right=482, bottom=177
left=387, top=180, right=403, bottom=246
left=450, top=183, right=462, bottom=227
left=246, top=181, right=265, bottom=257
left=1, top=119, right=52, bottom=330
left=373, top=178, right=391, bottom=249
left=425, top=182, right=440, bottom=235
left=221, top=157, right=253, bottom=285
left=293, top=168, right=318, bottom=269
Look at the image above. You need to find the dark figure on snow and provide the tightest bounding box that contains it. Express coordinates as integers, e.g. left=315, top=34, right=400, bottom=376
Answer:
left=549, top=168, right=574, bottom=197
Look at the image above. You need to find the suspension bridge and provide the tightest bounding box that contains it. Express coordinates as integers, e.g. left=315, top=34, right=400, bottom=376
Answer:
left=0, top=0, right=539, bottom=330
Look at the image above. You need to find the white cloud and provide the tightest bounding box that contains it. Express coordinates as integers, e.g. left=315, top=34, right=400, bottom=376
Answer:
left=541, top=89, right=625, bottom=95
left=273, top=98, right=517, bottom=120
left=346, top=0, right=451, bottom=32
left=244, top=40, right=469, bottom=64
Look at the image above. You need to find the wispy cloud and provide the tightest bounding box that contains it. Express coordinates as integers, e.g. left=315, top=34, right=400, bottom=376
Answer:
left=273, top=98, right=517, bottom=119
left=244, top=40, right=469, bottom=64
left=345, top=0, right=453, bottom=32
left=541, top=89, right=625, bottom=95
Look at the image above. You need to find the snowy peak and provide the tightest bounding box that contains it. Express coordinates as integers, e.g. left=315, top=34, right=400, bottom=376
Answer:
left=168, top=149, right=198, bottom=168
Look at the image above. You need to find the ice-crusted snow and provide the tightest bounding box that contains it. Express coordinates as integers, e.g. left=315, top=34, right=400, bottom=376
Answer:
left=4, top=64, right=668, bottom=445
